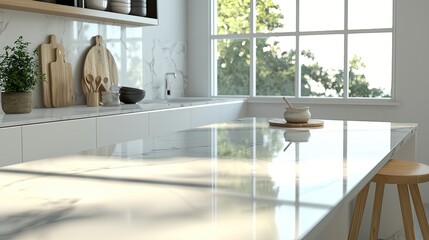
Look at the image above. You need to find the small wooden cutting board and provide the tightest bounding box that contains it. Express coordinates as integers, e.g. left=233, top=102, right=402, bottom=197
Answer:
left=50, top=47, right=73, bottom=107
left=40, top=35, right=59, bottom=107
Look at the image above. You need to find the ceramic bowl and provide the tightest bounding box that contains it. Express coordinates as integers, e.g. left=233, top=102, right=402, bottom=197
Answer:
left=111, top=5, right=131, bottom=14
left=86, top=0, right=108, bottom=10
left=110, top=0, right=130, bottom=3
left=119, top=91, right=145, bottom=104
left=110, top=2, right=131, bottom=7
left=130, top=7, right=147, bottom=16
left=119, top=86, right=144, bottom=94
left=131, top=2, right=146, bottom=6
left=283, top=106, right=311, bottom=123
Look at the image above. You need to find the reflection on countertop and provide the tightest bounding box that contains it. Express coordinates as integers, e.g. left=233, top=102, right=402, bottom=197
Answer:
left=0, top=118, right=417, bottom=240
left=0, top=97, right=244, bottom=128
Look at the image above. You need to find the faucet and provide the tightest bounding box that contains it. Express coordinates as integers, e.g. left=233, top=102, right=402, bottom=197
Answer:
left=164, top=72, right=176, bottom=100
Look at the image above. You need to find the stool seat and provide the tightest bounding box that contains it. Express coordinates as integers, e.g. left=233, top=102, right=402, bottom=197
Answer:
left=372, top=159, right=429, bottom=184
left=348, top=159, right=429, bottom=240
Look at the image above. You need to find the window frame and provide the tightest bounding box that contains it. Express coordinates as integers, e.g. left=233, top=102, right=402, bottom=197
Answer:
left=210, top=0, right=397, bottom=105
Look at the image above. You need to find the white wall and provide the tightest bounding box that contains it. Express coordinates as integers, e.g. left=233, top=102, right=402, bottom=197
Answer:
left=187, top=0, right=211, bottom=97
left=187, top=0, right=429, bottom=201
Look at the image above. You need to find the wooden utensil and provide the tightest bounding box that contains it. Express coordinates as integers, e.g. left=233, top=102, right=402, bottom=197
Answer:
left=39, top=34, right=59, bottom=107
left=50, top=46, right=73, bottom=107
left=95, top=75, right=102, bottom=92
left=82, top=35, right=118, bottom=96
left=282, top=96, right=294, bottom=109
left=85, top=74, right=94, bottom=92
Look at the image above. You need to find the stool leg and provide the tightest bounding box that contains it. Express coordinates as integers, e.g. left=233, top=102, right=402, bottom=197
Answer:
left=348, top=184, right=370, bottom=240
left=397, top=184, right=415, bottom=240
left=370, top=182, right=385, bottom=240
left=409, top=184, right=429, bottom=239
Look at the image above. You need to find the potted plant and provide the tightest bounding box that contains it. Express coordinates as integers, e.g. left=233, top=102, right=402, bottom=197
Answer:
left=0, top=36, right=44, bottom=114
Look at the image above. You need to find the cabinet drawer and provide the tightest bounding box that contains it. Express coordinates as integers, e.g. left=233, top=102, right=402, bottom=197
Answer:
left=97, top=112, right=149, bottom=147
left=22, top=118, right=96, bottom=161
left=149, top=108, right=191, bottom=137
left=220, top=102, right=247, bottom=122
left=0, top=126, right=22, bottom=166
left=190, top=105, right=221, bottom=128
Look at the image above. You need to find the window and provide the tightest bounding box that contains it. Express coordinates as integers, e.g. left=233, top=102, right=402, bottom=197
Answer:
left=211, top=0, right=394, bottom=99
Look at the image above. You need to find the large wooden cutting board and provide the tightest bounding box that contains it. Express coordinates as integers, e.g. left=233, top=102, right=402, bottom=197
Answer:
left=82, top=35, right=118, bottom=96
left=50, top=46, right=74, bottom=107
left=39, top=35, right=59, bottom=107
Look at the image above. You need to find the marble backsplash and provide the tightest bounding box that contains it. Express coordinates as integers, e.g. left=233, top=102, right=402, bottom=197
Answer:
left=0, top=8, right=187, bottom=108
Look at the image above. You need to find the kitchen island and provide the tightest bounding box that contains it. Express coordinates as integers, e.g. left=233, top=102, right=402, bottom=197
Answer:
left=0, top=118, right=417, bottom=239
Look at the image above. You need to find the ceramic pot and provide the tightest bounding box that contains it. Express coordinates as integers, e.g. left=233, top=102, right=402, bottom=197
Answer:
left=1, top=92, right=33, bottom=114
left=284, top=106, right=311, bottom=123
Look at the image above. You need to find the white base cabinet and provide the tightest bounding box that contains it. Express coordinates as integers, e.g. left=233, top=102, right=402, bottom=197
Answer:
left=189, top=102, right=247, bottom=128
left=22, top=118, right=97, bottom=162
left=97, top=112, right=149, bottom=147
left=0, top=126, right=22, bottom=167
left=1, top=100, right=247, bottom=165
left=220, top=102, right=247, bottom=122
left=149, top=108, right=191, bottom=137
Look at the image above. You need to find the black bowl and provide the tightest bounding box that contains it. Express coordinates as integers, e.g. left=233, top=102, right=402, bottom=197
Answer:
left=120, top=86, right=144, bottom=94
left=120, top=91, right=145, bottom=104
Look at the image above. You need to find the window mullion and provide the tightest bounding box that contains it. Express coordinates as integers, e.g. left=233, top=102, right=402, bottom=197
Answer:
left=249, top=0, right=256, bottom=97
left=343, top=0, right=349, bottom=99
left=295, top=0, right=300, bottom=98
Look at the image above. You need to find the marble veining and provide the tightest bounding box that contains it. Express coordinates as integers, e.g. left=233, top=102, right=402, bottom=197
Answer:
left=0, top=118, right=417, bottom=240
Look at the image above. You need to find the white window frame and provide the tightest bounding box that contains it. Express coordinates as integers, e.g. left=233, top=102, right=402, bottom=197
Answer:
left=210, top=0, right=397, bottom=105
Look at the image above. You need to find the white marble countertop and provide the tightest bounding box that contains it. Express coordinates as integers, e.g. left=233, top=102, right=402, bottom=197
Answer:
left=0, top=118, right=417, bottom=240
left=0, top=97, right=243, bottom=128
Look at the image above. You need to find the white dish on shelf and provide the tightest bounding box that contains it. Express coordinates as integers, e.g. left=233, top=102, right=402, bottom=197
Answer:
left=86, top=0, right=108, bottom=10
left=110, top=0, right=130, bottom=3
left=110, top=2, right=131, bottom=7
left=111, top=5, right=131, bottom=14
left=130, top=7, right=147, bottom=16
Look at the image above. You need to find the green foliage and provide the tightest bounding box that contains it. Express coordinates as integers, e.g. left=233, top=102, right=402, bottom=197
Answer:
left=0, top=36, right=44, bottom=92
left=216, top=0, right=388, bottom=98
left=217, top=39, right=250, bottom=95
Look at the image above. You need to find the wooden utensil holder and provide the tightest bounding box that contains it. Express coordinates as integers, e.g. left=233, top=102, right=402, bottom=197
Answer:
left=87, top=92, right=99, bottom=107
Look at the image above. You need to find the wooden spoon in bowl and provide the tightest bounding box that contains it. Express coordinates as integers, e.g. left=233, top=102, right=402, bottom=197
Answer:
left=282, top=96, right=294, bottom=109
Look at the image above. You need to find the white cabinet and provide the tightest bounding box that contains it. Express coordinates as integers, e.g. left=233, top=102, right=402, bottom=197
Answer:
left=190, top=101, right=247, bottom=128
left=220, top=102, right=247, bottom=122
left=97, top=112, right=149, bottom=147
left=0, top=126, right=22, bottom=166
left=149, top=108, right=191, bottom=137
left=1, top=100, right=247, bottom=165
left=22, top=118, right=96, bottom=162
left=190, top=105, right=221, bottom=128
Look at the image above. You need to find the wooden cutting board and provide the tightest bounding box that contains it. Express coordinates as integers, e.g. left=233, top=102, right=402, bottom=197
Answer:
left=82, top=35, right=118, bottom=96
left=50, top=46, right=74, bottom=107
left=39, top=35, right=59, bottom=107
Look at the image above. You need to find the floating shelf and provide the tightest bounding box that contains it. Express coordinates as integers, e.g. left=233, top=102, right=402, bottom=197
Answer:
left=0, top=0, right=159, bottom=27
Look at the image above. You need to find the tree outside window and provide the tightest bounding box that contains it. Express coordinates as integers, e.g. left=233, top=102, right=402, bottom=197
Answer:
left=213, top=0, right=393, bottom=98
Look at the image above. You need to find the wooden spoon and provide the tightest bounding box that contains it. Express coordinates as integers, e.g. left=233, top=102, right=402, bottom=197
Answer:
left=282, top=96, right=294, bottom=109
left=85, top=74, right=95, bottom=92
left=95, top=76, right=102, bottom=92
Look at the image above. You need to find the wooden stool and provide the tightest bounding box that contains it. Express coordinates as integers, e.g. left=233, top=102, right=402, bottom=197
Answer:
left=348, top=159, right=429, bottom=240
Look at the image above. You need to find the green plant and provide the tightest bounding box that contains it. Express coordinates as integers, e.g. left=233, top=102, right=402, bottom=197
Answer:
left=0, top=36, right=44, bottom=92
